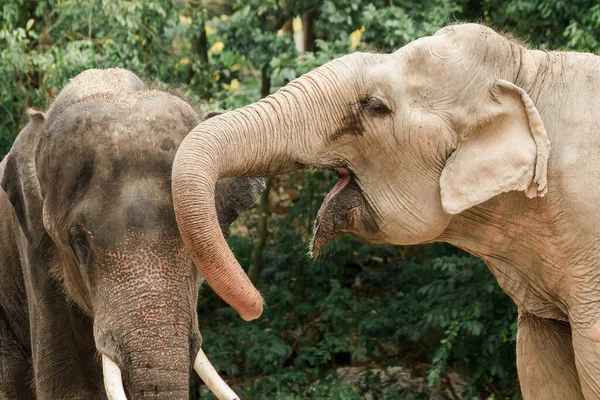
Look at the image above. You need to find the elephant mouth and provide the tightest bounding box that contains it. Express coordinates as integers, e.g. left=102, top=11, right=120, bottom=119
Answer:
left=100, top=350, right=240, bottom=400
left=323, top=168, right=352, bottom=206
left=310, top=167, right=360, bottom=255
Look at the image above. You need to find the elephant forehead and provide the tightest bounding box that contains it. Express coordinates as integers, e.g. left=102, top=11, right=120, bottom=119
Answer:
left=36, top=93, right=200, bottom=232
left=39, top=93, right=198, bottom=176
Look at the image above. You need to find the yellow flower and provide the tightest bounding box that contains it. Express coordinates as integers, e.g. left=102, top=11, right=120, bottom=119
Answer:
left=230, top=64, right=241, bottom=72
left=349, top=26, right=365, bottom=50
left=292, top=17, right=302, bottom=33
left=179, top=15, right=192, bottom=24
left=230, top=78, right=239, bottom=91
left=211, top=41, right=224, bottom=54
left=181, top=57, right=190, bottom=65
left=220, top=14, right=228, bottom=21
left=214, top=72, right=221, bottom=82
left=205, top=25, right=214, bottom=36
left=134, top=33, right=141, bottom=42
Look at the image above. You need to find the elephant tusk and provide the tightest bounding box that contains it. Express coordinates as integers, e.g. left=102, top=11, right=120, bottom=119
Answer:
left=102, top=355, right=128, bottom=400
left=194, top=348, right=239, bottom=400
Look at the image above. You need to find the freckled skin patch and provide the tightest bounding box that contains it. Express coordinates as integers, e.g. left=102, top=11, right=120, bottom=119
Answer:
left=93, top=230, right=201, bottom=397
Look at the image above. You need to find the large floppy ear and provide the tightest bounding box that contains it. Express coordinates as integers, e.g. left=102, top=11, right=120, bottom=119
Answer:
left=201, top=110, right=266, bottom=233
left=439, top=79, right=551, bottom=215
left=0, top=109, right=46, bottom=245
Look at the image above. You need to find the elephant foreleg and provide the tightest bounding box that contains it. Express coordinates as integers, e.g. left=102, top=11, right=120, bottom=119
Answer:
left=0, top=308, right=34, bottom=399
left=569, top=308, right=600, bottom=399
left=517, top=311, right=583, bottom=400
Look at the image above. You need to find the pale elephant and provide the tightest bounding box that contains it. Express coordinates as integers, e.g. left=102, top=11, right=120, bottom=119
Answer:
left=171, top=23, right=600, bottom=399
left=0, top=68, right=263, bottom=399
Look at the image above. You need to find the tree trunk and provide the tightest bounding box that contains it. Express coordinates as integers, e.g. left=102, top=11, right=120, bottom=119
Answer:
left=260, top=63, right=271, bottom=98
left=301, top=10, right=317, bottom=53
left=188, top=16, right=209, bottom=95
left=247, top=177, right=272, bottom=284
left=193, top=18, right=209, bottom=65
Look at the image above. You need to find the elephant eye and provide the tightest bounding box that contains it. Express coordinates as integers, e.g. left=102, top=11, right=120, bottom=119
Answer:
left=359, top=96, right=391, bottom=115
left=69, top=225, right=92, bottom=265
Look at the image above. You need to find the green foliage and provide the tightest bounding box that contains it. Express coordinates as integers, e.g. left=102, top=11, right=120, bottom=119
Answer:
left=2, top=0, right=597, bottom=398
left=201, top=171, right=519, bottom=398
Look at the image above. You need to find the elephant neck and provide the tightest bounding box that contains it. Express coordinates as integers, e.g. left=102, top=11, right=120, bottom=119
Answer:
left=516, top=47, right=600, bottom=125
left=439, top=192, right=569, bottom=321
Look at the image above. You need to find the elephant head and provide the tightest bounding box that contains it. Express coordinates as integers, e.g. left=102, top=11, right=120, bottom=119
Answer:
left=1, top=69, right=262, bottom=399
left=171, top=24, right=550, bottom=321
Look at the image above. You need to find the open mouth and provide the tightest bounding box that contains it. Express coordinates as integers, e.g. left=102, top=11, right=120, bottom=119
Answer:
left=311, top=166, right=379, bottom=255
left=319, top=168, right=352, bottom=215
left=311, top=167, right=357, bottom=255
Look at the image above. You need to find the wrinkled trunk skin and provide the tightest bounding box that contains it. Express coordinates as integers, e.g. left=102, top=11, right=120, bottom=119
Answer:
left=172, top=57, right=360, bottom=320
left=97, top=310, right=193, bottom=399
left=93, top=236, right=201, bottom=399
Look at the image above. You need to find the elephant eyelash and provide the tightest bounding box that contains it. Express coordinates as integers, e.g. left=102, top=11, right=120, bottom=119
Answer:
left=333, top=97, right=391, bottom=141
left=69, top=225, right=92, bottom=265
left=358, top=97, right=392, bottom=115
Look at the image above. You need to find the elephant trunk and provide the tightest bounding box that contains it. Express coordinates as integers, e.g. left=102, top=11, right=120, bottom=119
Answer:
left=96, top=295, right=194, bottom=399
left=172, top=58, right=356, bottom=320
left=121, top=336, right=190, bottom=399
left=102, top=350, right=239, bottom=400
left=94, top=242, right=203, bottom=399
left=173, top=101, right=306, bottom=321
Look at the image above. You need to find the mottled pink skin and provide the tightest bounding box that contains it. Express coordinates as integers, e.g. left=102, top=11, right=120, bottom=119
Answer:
left=93, top=232, right=201, bottom=399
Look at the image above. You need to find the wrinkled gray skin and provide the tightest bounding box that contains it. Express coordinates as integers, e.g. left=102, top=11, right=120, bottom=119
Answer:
left=173, top=24, right=600, bottom=399
left=0, top=68, right=264, bottom=399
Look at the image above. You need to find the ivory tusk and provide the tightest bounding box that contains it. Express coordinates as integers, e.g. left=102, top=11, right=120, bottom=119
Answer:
left=102, top=355, right=128, bottom=400
left=194, top=348, right=240, bottom=400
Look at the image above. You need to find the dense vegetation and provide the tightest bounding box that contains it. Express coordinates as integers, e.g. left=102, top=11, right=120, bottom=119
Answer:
left=2, top=1, right=599, bottom=398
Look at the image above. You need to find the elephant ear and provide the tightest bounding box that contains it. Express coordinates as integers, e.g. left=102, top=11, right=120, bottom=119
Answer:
left=201, top=110, right=266, bottom=233
left=215, top=177, right=266, bottom=234
left=1, top=109, right=46, bottom=245
left=439, top=79, right=551, bottom=215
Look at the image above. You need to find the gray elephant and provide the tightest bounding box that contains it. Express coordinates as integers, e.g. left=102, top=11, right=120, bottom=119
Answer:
left=171, top=23, right=600, bottom=399
left=0, top=68, right=263, bottom=399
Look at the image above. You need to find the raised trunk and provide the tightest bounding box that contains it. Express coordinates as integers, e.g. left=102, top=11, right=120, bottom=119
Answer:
left=171, top=60, right=353, bottom=319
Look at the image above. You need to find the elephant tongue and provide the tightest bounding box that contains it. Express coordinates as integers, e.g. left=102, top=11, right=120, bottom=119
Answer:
left=320, top=168, right=351, bottom=211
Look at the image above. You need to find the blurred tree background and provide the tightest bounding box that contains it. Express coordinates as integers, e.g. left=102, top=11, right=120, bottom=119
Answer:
left=2, top=0, right=599, bottom=398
